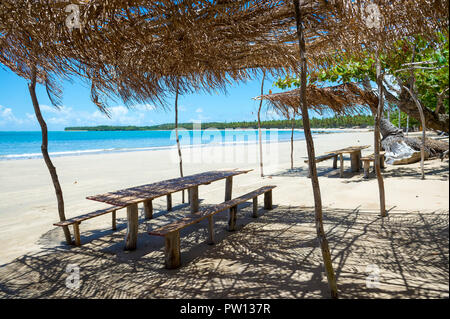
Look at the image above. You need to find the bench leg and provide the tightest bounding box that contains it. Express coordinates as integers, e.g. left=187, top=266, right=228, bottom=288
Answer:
left=364, top=161, right=370, bottom=179
left=164, top=231, right=181, bottom=269
left=264, top=190, right=273, bottom=210
left=112, top=210, right=117, bottom=230
left=144, top=200, right=153, bottom=219
left=207, top=216, right=215, bottom=245
left=252, top=197, right=258, bottom=218
left=333, top=155, right=338, bottom=169
left=350, top=152, right=360, bottom=172
left=228, top=205, right=237, bottom=231
left=167, top=194, right=172, bottom=212
left=125, top=203, right=139, bottom=251
left=339, top=154, right=344, bottom=178
left=225, top=176, right=233, bottom=201
left=73, top=222, right=81, bottom=247
left=189, top=186, right=199, bottom=213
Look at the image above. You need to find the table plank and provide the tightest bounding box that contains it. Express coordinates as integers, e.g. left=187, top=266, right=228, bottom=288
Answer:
left=325, top=145, right=370, bottom=154
left=87, top=169, right=252, bottom=206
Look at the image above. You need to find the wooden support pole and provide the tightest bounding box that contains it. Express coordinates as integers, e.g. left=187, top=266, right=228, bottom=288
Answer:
left=189, top=186, right=199, bottom=213
left=125, top=203, right=139, bottom=251
left=164, top=231, right=181, bottom=269
left=333, top=155, right=338, bottom=169
left=207, top=216, right=215, bottom=245
left=264, top=190, right=273, bottom=210
left=293, top=0, right=338, bottom=298
left=350, top=152, right=359, bottom=172
left=363, top=161, right=370, bottom=179
left=73, top=222, right=81, bottom=247
left=252, top=197, right=258, bottom=218
left=144, top=200, right=153, bottom=219
left=167, top=194, right=172, bottom=212
left=225, top=176, right=233, bottom=201
left=375, top=54, right=387, bottom=217
left=228, top=205, right=237, bottom=231
left=339, top=154, right=344, bottom=178
left=112, top=210, right=117, bottom=230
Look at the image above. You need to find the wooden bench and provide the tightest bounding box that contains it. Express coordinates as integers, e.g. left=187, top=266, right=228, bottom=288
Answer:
left=148, top=185, right=276, bottom=269
left=360, top=152, right=386, bottom=178
left=53, top=205, right=123, bottom=246
left=304, top=153, right=343, bottom=177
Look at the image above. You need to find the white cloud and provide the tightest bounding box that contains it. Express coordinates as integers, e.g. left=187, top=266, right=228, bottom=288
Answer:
left=0, top=105, right=27, bottom=126
left=195, top=108, right=203, bottom=113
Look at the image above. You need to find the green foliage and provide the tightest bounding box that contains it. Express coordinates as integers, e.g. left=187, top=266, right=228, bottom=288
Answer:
left=65, top=115, right=375, bottom=131
left=274, top=33, right=449, bottom=114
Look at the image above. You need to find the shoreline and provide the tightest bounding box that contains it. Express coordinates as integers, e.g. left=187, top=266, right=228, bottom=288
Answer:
left=0, top=128, right=366, bottom=161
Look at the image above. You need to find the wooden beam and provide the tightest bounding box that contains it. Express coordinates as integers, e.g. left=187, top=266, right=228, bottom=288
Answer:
left=144, top=200, right=153, bottom=219
left=73, top=222, right=81, bottom=247
left=350, top=151, right=360, bottom=172
left=264, top=190, right=273, bottom=210
left=167, top=194, right=172, bottom=212
left=125, top=203, right=139, bottom=251
left=112, top=210, right=117, bottom=230
left=339, top=154, right=344, bottom=178
left=189, top=186, right=199, bottom=213
left=225, top=176, right=233, bottom=201
left=164, top=231, right=181, bottom=269
left=252, top=197, right=258, bottom=218
left=207, top=216, right=215, bottom=245
left=363, top=160, right=370, bottom=179
left=228, top=205, right=237, bottom=231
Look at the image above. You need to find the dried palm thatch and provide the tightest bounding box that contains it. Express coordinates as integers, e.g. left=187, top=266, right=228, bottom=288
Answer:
left=256, top=82, right=376, bottom=118
left=1, top=1, right=447, bottom=109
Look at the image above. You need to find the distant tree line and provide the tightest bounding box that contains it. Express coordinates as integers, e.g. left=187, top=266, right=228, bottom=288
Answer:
left=65, top=115, right=375, bottom=131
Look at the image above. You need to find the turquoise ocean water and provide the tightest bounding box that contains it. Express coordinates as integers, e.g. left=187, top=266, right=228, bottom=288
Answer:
left=0, top=129, right=332, bottom=160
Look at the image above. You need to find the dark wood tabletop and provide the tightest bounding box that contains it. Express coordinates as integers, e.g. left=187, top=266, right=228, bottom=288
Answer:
left=86, top=169, right=252, bottom=207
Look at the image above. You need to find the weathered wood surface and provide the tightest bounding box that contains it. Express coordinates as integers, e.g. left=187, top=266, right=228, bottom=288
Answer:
left=325, top=145, right=370, bottom=155
left=87, top=169, right=252, bottom=207
left=339, top=154, right=344, bottom=178
left=112, top=210, right=117, bottom=230
left=143, top=200, right=153, bottom=219
left=125, top=203, right=139, bottom=251
left=165, top=231, right=181, bottom=269
left=73, top=222, right=81, bottom=247
left=53, top=205, right=123, bottom=227
left=362, top=152, right=386, bottom=178
left=149, top=185, right=276, bottom=237
left=228, top=205, right=238, bottom=231
left=350, top=151, right=362, bottom=172
left=189, top=185, right=199, bottom=213
left=304, top=153, right=338, bottom=164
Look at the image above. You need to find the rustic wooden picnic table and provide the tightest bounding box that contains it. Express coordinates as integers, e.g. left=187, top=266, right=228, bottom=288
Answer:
left=325, top=145, right=370, bottom=172
left=86, top=169, right=252, bottom=250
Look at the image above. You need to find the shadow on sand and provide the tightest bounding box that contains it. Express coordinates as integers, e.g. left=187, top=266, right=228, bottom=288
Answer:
left=0, top=202, right=448, bottom=299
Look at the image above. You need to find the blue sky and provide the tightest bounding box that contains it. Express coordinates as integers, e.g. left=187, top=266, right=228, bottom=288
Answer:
left=0, top=67, right=300, bottom=131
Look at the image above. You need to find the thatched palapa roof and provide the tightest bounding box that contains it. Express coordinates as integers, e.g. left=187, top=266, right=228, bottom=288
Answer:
left=255, top=83, right=378, bottom=118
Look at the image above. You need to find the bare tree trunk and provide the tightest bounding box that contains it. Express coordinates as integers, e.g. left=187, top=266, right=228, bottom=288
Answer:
left=294, top=0, right=338, bottom=299
left=174, top=79, right=185, bottom=202
left=375, top=55, right=386, bottom=217
left=406, top=116, right=409, bottom=136
left=257, top=72, right=266, bottom=178
left=291, top=118, right=295, bottom=170
left=28, top=66, right=72, bottom=244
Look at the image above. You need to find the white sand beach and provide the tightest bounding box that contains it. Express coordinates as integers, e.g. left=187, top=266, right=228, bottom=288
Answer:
left=0, top=130, right=448, bottom=298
